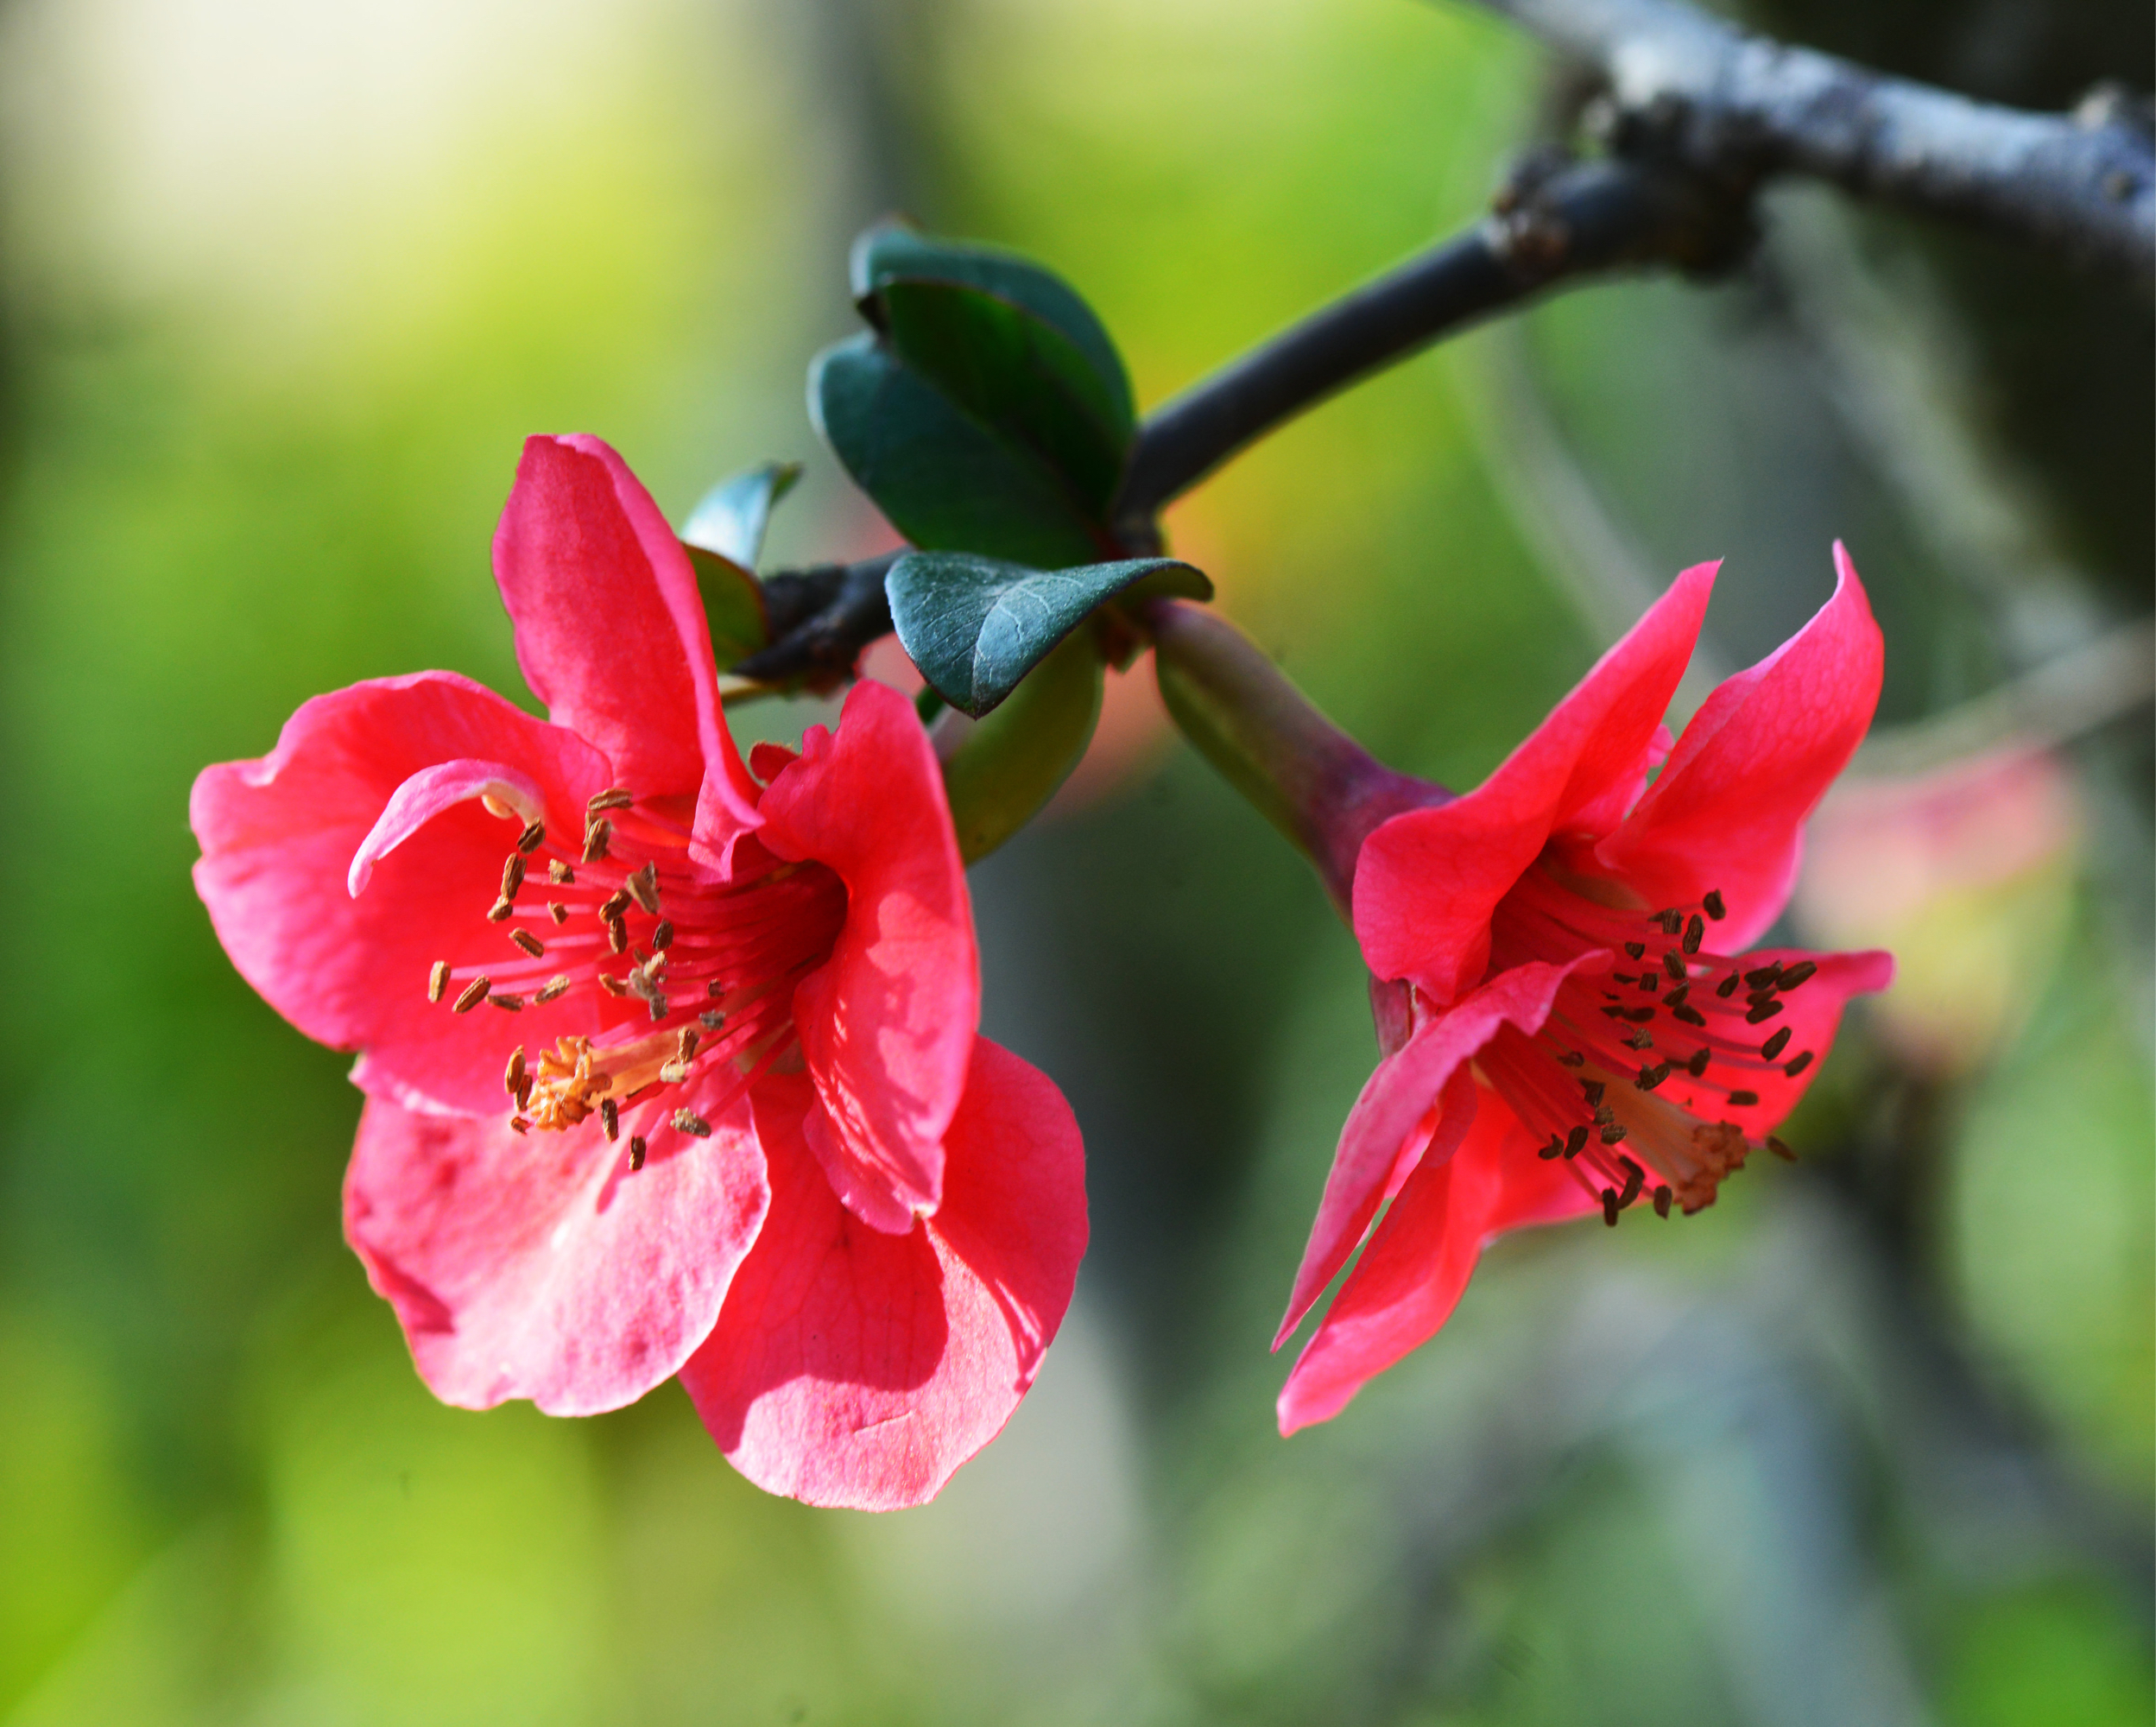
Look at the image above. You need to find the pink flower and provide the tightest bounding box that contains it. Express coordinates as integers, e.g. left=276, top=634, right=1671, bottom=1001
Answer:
left=191, top=434, right=1086, bottom=1509
left=1275, top=547, right=1894, bottom=1434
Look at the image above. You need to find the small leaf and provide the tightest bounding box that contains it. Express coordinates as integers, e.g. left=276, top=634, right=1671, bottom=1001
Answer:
left=684, top=545, right=768, bottom=670
left=941, top=629, right=1105, bottom=864
left=888, top=550, right=1209, bottom=717
left=811, top=334, right=1105, bottom=568
left=682, top=460, right=801, bottom=568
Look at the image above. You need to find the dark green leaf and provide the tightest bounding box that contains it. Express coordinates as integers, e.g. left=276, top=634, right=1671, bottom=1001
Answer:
left=888, top=550, right=1209, bottom=717
left=681, top=460, right=800, bottom=568
left=683, top=545, right=768, bottom=669
left=940, top=629, right=1105, bottom=864
left=811, top=334, right=1105, bottom=568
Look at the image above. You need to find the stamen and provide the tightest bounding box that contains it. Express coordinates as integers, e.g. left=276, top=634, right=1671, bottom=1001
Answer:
left=500, top=855, right=526, bottom=901
left=1565, top=1124, right=1590, bottom=1158
left=1616, top=1155, right=1645, bottom=1208
left=1623, top=942, right=1646, bottom=960
left=1539, top=1134, right=1563, bottom=1161
left=516, top=820, right=546, bottom=854
left=1744, top=963, right=1783, bottom=990
left=1783, top=1051, right=1814, bottom=1077
left=1727, top=1089, right=1759, bottom=1107
left=587, top=788, right=635, bottom=813
left=699, top=1010, right=726, bottom=1030
left=1580, top=1079, right=1606, bottom=1105
left=672, top=1109, right=711, bottom=1138
left=600, top=1097, right=618, bottom=1142
left=536, top=975, right=571, bottom=1003
left=1703, top=889, right=1726, bottom=920
left=659, top=1060, right=690, bottom=1084
left=489, top=993, right=524, bottom=1012
left=1600, top=1123, right=1629, bottom=1144
left=1635, top=1062, right=1672, bottom=1091
left=599, top=889, right=632, bottom=921
left=1716, top=973, right=1742, bottom=998
left=1746, top=1001, right=1784, bottom=1024
left=606, top=916, right=629, bottom=955
left=1554, top=1049, right=1585, bottom=1067
left=1671, top=1004, right=1707, bottom=1027
left=503, top=1046, right=526, bottom=1100
left=486, top=898, right=515, bottom=923
left=547, top=859, right=575, bottom=885
left=1767, top=1136, right=1795, bottom=1162
left=452, top=977, right=490, bottom=1013
left=582, top=818, right=612, bottom=862
left=1775, top=959, right=1817, bottom=991
left=651, top=920, right=674, bottom=952
left=626, top=864, right=661, bottom=916
left=1653, top=1185, right=1673, bottom=1218
left=1761, top=1027, right=1792, bottom=1060
left=427, top=959, right=449, bottom=1003
left=1602, top=1188, right=1620, bottom=1226
left=1683, top=914, right=1704, bottom=954
left=598, top=973, right=629, bottom=996
left=1662, top=951, right=1687, bottom=981
left=509, top=1117, right=531, bottom=1135
left=1622, top=1029, right=1654, bottom=1051
left=676, top=1028, right=699, bottom=1062
left=1653, top=910, right=1683, bottom=934
left=548, top=903, right=569, bottom=926
left=1686, top=1048, right=1710, bottom=1077
left=509, top=929, right=546, bottom=958
left=628, top=1135, right=647, bottom=1171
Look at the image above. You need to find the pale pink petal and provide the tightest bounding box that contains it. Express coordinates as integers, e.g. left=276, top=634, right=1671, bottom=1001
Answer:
left=1277, top=1099, right=1591, bottom=1434
left=1596, top=544, right=1885, bottom=945
left=345, top=1080, right=768, bottom=1417
left=191, top=672, right=614, bottom=1115
left=680, top=1041, right=1086, bottom=1510
left=1355, top=565, right=1717, bottom=1003
left=347, top=760, right=547, bottom=896
left=1277, top=956, right=1597, bottom=1346
left=756, top=680, right=977, bottom=1233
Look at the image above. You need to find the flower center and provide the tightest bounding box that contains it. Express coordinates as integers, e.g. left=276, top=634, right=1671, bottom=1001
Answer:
left=1481, top=862, right=1821, bottom=1221
left=426, top=786, right=846, bottom=1165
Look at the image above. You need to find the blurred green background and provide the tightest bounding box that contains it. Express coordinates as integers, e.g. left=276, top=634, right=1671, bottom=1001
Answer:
left=0, top=0, right=2147, bottom=1723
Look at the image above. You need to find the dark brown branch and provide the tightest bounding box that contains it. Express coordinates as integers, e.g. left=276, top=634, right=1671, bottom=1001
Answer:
left=1476, top=0, right=2154, bottom=281
left=728, top=552, right=895, bottom=687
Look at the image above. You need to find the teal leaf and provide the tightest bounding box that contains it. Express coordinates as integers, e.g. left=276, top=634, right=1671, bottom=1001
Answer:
left=941, top=629, right=1105, bottom=864
left=683, top=545, right=768, bottom=669
left=811, top=334, right=1106, bottom=568
left=888, top=550, right=1210, bottom=717
left=681, top=460, right=801, bottom=568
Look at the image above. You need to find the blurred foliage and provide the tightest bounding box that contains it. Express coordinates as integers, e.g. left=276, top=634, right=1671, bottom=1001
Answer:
left=0, top=0, right=2146, bottom=1723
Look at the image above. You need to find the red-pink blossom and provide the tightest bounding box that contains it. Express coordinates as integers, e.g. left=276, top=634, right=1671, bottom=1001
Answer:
left=192, top=434, right=1086, bottom=1509
left=1276, top=547, right=1894, bottom=1434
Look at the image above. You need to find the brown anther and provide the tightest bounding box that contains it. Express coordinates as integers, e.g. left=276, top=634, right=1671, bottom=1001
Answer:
left=676, top=1028, right=699, bottom=1063
left=1682, top=914, right=1704, bottom=954
left=1602, top=1188, right=1621, bottom=1226
left=535, top=975, right=572, bottom=1004
left=509, top=1117, right=531, bottom=1135
left=489, top=993, right=524, bottom=1012
left=1600, top=1122, right=1629, bottom=1144
left=1663, top=984, right=1690, bottom=1008
left=1703, top=889, right=1727, bottom=920
left=1565, top=1124, right=1590, bottom=1158
left=1783, top=1050, right=1814, bottom=1078
left=1538, top=1134, right=1564, bottom=1161
left=587, top=788, right=635, bottom=813
left=1767, top=1136, right=1796, bottom=1162
left=600, top=1097, right=619, bottom=1142
left=1638, top=974, right=1660, bottom=994
left=1653, top=1185, right=1674, bottom=1218
left=1727, top=1089, right=1760, bottom=1107
left=707, top=979, right=728, bottom=998
left=659, top=1060, right=689, bottom=1084
left=547, top=859, right=575, bottom=885
left=1743, top=963, right=1783, bottom=990
left=427, top=959, right=450, bottom=1003
left=1617, top=1005, right=1655, bottom=1023
left=1663, top=951, right=1687, bottom=981
left=548, top=902, right=570, bottom=926
left=1745, top=1001, right=1785, bottom=1025
left=516, top=820, right=546, bottom=854
left=1775, top=959, right=1817, bottom=991
left=1580, top=1079, right=1606, bottom=1105
left=647, top=995, right=670, bottom=1023
left=1635, top=1062, right=1671, bottom=1091
left=452, top=977, right=491, bottom=1012
left=625, top=863, right=661, bottom=916
left=1653, top=909, right=1683, bottom=934
left=1616, top=1156, right=1645, bottom=1208
left=1685, top=1047, right=1711, bottom=1077
left=699, top=1009, right=726, bottom=1030
left=598, top=972, right=629, bottom=996
left=503, top=1047, right=526, bottom=1099
left=1593, top=1104, right=1615, bottom=1126
left=500, top=854, right=526, bottom=901
left=1761, top=1027, right=1792, bottom=1060
left=671, top=1109, right=711, bottom=1138
left=509, top=929, right=546, bottom=958
left=628, top=1135, right=648, bottom=1171
left=1716, top=973, right=1742, bottom=998
left=486, top=897, right=515, bottom=923
left=651, top=920, right=674, bottom=952
left=1672, top=1005, right=1707, bottom=1027
left=1623, top=941, right=1646, bottom=960
left=599, top=889, right=632, bottom=920
left=582, top=818, right=612, bottom=862
left=606, top=915, right=629, bottom=955
left=1624, top=1029, right=1654, bottom=1051
left=1555, top=1049, right=1585, bottom=1066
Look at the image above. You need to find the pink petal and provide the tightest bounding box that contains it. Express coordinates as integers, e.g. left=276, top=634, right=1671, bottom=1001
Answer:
left=492, top=435, right=758, bottom=838
left=1277, top=1098, right=1593, bottom=1434
left=1658, top=945, right=1894, bottom=1136
left=756, top=680, right=977, bottom=1234
left=345, top=1081, right=768, bottom=1417
left=680, top=1040, right=1087, bottom=1510
left=1354, top=565, right=1716, bottom=1003
left=1277, top=956, right=1596, bottom=1347
left=1596, top=544, right=1885, bottom=946
left=191, top=672, right=615, bottom=1115
left=347, top=760, right=547, bottom=896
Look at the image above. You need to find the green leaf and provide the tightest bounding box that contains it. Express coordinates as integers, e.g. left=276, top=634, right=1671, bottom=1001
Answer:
left=850, top=224, right=1134, bottom=440
left=683, top=545, right=768, bottom=670
left=888, top=549, right=1209, bottom=717
left=811, top=334, right=1106, bottom=568
left=940, top=629, right=1105, bottom=864
left=681, top=460, right=800, bottom=568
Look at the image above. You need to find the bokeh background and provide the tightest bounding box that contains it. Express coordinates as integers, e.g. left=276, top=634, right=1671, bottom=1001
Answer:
left=0, top=0, right=2147, bottom=1722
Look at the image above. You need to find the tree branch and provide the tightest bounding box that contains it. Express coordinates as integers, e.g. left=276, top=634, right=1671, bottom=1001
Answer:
left=1476, top=0, right=2154, bottom=282
left=728, top=552, right=895, bottom=687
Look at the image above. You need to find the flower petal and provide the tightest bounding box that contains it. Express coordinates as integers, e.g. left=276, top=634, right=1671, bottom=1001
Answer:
left=1660, top=946, right=1893, bottom=1136
left=347, top=760, right=547, bottom=897
left=1277, top=957, right=1596, bottom=1348
left=680, top=1040, right=1086, bottom=1510
left=1596, top=544, right=1885, bottom=946
left=191, top=672, right=615, bottom=1115
left=344, top=1084, right=768, bottom=1417
left=1355, top=565, right=1716, bottom=1003
left=1277, top=1098, right=1594, bottom=1435
left=756, top=680, right=977, bottom=1233
left=492, top=434, right=758, bottom=838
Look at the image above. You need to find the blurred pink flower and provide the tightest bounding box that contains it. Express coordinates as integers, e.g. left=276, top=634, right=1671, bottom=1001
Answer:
left=1277, top=547, right=1894, bottom=1433
left=192, top=434, right=1085, bottom=1509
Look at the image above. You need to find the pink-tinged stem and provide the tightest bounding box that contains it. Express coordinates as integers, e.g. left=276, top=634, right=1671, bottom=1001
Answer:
left=1145, top=599, right=1446, bottom=914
